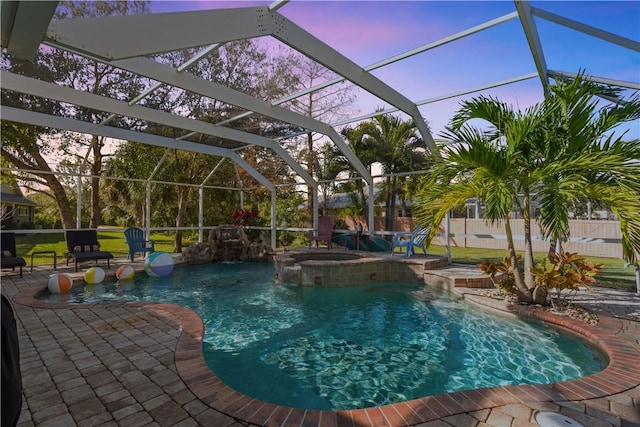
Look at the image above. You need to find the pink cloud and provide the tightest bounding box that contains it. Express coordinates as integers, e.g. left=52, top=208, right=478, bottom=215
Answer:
left=278, top=2, right=458, bottom=63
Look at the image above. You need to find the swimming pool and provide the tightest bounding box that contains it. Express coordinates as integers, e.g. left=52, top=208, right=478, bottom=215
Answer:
left=40, top=262, right=605, bottom=411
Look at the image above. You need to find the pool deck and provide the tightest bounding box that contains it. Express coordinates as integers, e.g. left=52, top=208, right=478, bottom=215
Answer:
left=2, top=253, right=639, bottom=427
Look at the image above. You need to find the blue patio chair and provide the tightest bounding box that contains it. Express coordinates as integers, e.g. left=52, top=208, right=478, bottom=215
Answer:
left=1, top=232, right=27, bottom=277
left=124, top=227, right=155, bottom=262
left=391, top=225, right=430, bottom=258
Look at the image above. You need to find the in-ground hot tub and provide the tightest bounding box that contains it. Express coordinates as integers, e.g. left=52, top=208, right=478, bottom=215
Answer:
left=274, top=250, right=448, bottom=286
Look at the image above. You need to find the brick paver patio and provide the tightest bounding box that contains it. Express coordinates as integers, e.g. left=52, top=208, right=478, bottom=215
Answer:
left=2, top=256, right=638, bottom=427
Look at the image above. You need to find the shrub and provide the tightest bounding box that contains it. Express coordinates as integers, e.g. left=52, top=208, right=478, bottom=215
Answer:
left=229, top=208, right=264, bottom=242
left=476, top=256, right=520, bottom=296
left=530, top=252, right=603, bottom=308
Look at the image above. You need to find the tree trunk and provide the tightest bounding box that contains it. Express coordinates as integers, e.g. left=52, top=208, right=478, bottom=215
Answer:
left=89, top=175, right=100, bottom=229
left=48, top=177, right=75, bottom=230
left=548, top=239, right=557, bottom=260
left=385, top=178, right=392, bottom=231
left=1, top=137, right=75, bottom=229
left=306, top=132, right=314, bottom=216
left=547, top=238, right=563, bottom=260
left=523, top=188, right=534, bottom=289
left=389, top=176, right=398, bottom=231
left=505, top=216, right=531, bottom=302
left=357, top=181, right=368, bottom=221
left=174, top=187, right=190, bottom=253
left=89, top=135, right=102, bottom=229
left=139, top=200, right=146, bottom=229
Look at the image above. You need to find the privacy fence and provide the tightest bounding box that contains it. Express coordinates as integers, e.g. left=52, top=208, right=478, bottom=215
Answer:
left=387, top=217, right=623, bottom=259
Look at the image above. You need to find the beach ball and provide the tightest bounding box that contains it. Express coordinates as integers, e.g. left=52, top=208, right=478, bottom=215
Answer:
left=116, top=265, right=135, bottom=281
left=47, top=273, right=73, bottom=294
left=84, top=267, right=106, bottom=285
left=144, top=251, right=174, bottom=277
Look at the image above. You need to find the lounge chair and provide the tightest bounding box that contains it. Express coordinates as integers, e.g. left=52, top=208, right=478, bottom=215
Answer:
left=124, top=227, right=155, bottom=262
left=309, top=216, right=334, bottom=249
left=65, top=229, right=114, bottom=272
left=1, top=232, right=27, bottom=277
left=391, top=225, right=430, bottom=258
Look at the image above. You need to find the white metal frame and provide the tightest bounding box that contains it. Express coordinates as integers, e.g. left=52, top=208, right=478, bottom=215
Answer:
left=1, top=1, right=637, bottom=249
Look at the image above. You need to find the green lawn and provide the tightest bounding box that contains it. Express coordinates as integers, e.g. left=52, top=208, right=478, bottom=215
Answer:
left=14, top=233, right=637, bottom=292
left=15, top=231, right=180, bottom=265
left=428, top=244, right=637, bottom=291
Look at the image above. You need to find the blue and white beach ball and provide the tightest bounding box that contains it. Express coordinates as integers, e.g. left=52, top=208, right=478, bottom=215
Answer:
left=84, top=267, right=106, bottom=285
left=47, top=273, right=73, bottom=294
left=116, top=264, right=135, bottom=281
left=144, top=251, right=174, bottom=277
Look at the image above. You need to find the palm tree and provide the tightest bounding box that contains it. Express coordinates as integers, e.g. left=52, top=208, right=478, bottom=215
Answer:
left=448, top=97, right=554, bottom=290
left=356, top=114, right=429, bottom=231
left=535, top=74, right=640, bottom=264
left=415, top=72, right=640, bottom=303
left=414, top=125, right=534, bottom=301
left=336, top=126, right=380, bottom=220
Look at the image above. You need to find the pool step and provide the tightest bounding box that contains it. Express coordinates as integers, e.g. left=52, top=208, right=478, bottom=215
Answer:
left=424, top=263, right=495, bottom=291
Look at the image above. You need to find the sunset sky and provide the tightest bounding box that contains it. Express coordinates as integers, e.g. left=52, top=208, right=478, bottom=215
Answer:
left=149, top=1, right=640, bottom=140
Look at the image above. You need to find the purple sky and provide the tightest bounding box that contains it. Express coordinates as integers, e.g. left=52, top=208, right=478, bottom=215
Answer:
left=150, top=1, right=640, bottom=140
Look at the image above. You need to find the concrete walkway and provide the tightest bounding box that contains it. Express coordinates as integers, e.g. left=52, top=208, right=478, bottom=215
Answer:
left=1, top=258, right=638, bottom=427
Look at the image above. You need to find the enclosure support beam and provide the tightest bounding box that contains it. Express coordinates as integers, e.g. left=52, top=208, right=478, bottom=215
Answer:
left=45, top=6, right=435, bottom=151
left=532, top=6, right=640, bottom=52
left=1, top=1, right=57, bottom=61
left=1, top=71, right=316, bottom=192
left=267, top=10, right=435, bottom=150
left=548, top=70, right=640, bottom=90
left=1, top=106, right=276, bottom=236
left=198, top=187, right=204, bottom=244
left=445, top=211, right=451, bottom=264
left=271, top=190, right=277, bottom=250
left=108, top=56, right=369, bottom=190
left=515, top=0, right=549, bottom=96
left=76, top=176, right=82, bottom=229
left=368, top=186, right=375, bottom=236
left=146, top=182, right=151, bottom=242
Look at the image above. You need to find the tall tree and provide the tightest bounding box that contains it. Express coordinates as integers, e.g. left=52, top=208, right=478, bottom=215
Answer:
left=1, top=56, right=77, bottom=228
left=160, top=150, right=214, bottom=253
left=1, top=1, right=150, bottom=229
left=280, top=54, right=356, bottom=216
left=415, top=72, right=640, bottom=302
left=157, top=41, right=301, bottom=250
left=450, top=73, right=640, bottom=283
left=415, top=125, right=533, bottom=301
left=535, top=74, right=640, bottom=263
left=356, top=114, right=428, bottom=231
left=102, top=143, right=165, bottom=227
left=449, top=99, right=552, bottom=288
left=101, top=39, right=302, bottom=251
left=320, top=125, right=380, bottom=221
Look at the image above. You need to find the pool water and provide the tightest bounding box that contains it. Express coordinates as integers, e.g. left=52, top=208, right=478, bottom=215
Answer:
left=41, top=262, right=605, bottom=410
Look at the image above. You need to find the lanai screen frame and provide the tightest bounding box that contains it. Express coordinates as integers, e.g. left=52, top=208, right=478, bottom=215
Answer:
left=1, top=0, right=638, bottom=251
